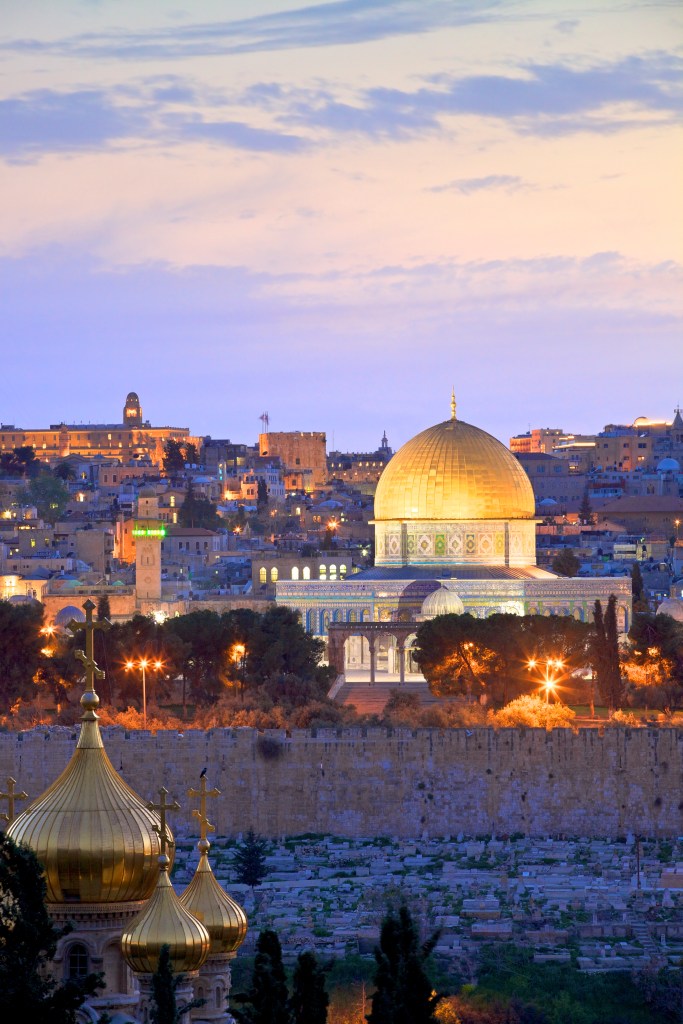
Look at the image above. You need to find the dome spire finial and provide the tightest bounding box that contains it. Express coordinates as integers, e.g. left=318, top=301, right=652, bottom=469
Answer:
left=68, top=599, right=110, bottom=718
left=451, top=387, right=456, bottom=420
left=188, top=773, right=220, bottom=853
left=148, top=786, right=180, bottom=868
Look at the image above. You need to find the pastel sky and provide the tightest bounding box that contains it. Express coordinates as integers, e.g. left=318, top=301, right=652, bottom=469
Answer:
left=1, top=1, right=681, bottom=452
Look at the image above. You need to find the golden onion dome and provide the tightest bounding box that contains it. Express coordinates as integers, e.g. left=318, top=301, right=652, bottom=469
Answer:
left=121, top=854, right=210, bottom=975
left=421, top=585, right=465, bottom=619
left=374, top=415, right=535, bottom=522
left=180, top=839, right=248, bottom=956
left=8, top=685, right=170, bottom=904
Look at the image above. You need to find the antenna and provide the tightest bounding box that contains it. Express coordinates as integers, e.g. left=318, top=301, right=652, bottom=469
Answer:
left=259, top=411, right=269, bottom=433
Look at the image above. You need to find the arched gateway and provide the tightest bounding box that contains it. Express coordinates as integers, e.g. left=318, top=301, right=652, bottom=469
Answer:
left=328, top=621, right=418, bottom=684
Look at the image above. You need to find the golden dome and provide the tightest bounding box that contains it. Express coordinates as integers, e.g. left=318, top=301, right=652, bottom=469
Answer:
left=8, top=601, right=170, bottom=904
left=374, top=416, right=535, bottom=522
left=180, top=840, right=248, bottom=956
left=8, top=692, right=169, bottom=905
left=421, top=585, right=465, bottom=619
left=121, top=854, right=210, bottom=975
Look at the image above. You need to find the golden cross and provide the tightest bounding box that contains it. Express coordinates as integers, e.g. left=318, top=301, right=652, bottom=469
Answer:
left=148, top=786, right=180, bottom=858
left=451, top=387, right=457, bottom=421
left=187, top=775, right=221, bottom=843
left=0, top=777, right=28, bottom=826
left=68, top=599, right=111, bottom=696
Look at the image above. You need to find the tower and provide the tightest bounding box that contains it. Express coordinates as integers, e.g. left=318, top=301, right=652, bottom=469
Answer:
left=124, top=391, right=143, bottom=427
left=135, top=488, right=165, bottom=603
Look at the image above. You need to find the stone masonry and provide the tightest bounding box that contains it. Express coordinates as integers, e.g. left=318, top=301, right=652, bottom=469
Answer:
left=1, top=727, right=681, bottom=839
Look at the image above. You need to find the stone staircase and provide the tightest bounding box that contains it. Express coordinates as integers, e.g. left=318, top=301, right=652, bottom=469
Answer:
left=332, top=679, right=442, bottom=715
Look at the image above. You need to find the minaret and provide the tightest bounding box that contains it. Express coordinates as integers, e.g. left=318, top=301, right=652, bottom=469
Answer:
left=135, top=488, right=165, bottom=603
left=180, top=775, right=247, bottom=1022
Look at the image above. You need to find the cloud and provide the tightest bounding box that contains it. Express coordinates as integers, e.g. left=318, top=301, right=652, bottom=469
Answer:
left=0, top=89, right=150, bottom=159
left=2, top=0, right=505, bottom=61
left=273, top=53, right=683, bottom=138
left=0, top=84, right=306, bottom=160
left=429, top=174, right=527, bottom=194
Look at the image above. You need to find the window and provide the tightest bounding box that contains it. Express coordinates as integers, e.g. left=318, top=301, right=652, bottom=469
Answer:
left=271, top=567, right=278, bottom=582
left=67, top=943, right=89, bottom=980
left=319, top=565, right=327, bottom=578
left=302, top=566, right=310, bottom=580
left=291, top=566, right=300, bottom=580
left=259, top=567, right=267, bottom=583
left=340, top=564, right=347, bottom=577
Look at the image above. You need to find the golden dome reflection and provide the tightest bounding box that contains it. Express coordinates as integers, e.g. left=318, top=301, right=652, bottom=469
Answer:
left=374, top=417, right=535, bottom=523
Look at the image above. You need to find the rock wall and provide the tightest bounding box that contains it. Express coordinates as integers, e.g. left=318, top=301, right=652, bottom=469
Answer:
left=1, top=727, right=681, bottom=839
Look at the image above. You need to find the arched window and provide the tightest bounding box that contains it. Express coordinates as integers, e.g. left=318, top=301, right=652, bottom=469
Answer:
left=291, top=566, right=300, bottom=580
left=302, top=566, right=310, bottom=580
left=329, top=564, right=337, bottom=578
left=270, top=567, right=279, bottom=582
left=319, top=564, right=327, bottom=578
left=340, top=563, right=347, bottom=577
left=215, top=985, right=223, bottom=1007
left=259, top=567, right=267, bottom=583
left=67, top=943, right=89, bottom=980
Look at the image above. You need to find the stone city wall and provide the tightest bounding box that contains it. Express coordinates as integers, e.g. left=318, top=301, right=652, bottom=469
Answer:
left=1, top=727, right=681, bottom=839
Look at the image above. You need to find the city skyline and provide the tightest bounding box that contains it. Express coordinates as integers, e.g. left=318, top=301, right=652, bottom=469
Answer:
left=1, top=0, right=681, bottom=450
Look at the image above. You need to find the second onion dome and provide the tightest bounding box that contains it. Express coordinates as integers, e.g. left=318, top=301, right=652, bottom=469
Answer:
left=180, top=836, right=247, bottom=956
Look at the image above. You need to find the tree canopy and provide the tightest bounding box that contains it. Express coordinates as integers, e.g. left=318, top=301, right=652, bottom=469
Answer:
left=17, top=474, right=70, bottom=523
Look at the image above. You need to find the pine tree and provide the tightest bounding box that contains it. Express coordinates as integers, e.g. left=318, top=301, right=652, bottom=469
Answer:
left=231, top=829, right=268, bottom=890
left=149, top=944, right=204, bottom=1024
left=0, top=832, right=101, bottom=1023
left=232, top=930, right=292, bottom=1024
left=368, top=905, right=443, bottom=1024
left=97, top=595, right=111, bottom=621
left=290, top=951, right=328, bottom=1024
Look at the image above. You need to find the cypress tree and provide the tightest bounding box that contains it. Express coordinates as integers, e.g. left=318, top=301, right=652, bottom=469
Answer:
left=233, top=929, right=292, bottom=1024
left=150, top=944, right=204, bottom=1024
left=604, top=594, right=624, bottom=711
left=368, top=905, right=443, bottom=1024
left=290, top=951, right=328, bottom=1024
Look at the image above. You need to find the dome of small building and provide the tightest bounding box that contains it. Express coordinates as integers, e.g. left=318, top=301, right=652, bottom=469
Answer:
left=180, top=839, right=247, bottom=956
left=121, top=855, right=210, bottom=975
left=8, top=622, right=170, bottom=903
left=54, top=604, right=86, bottom=626
left=656, top=457, right=680, bottom=472
left=656, top=597, right=683, bottom=623
left=374, top=415, right=534, bottom=523
left=421, top=585, right=465, bottom=619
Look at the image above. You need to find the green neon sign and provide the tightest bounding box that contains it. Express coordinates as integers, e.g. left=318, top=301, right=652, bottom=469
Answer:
left=132, top=528, right=166, bottom=538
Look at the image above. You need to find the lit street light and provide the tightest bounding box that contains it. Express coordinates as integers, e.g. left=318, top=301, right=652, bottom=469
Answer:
left=125, top=657, right=163, bottom=729
left=527, top=657, right=565, bottom=703
left=231, top=643, right=247, bottom=700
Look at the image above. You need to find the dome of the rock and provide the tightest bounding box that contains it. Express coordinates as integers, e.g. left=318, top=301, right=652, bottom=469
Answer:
left=374, top=416, right=535, bottom=523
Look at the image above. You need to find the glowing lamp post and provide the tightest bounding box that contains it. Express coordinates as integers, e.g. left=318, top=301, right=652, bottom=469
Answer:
left=231, top=643, right=247, bottom=700
left=125, top=657, right=163, bottom=729
left=527, top=657, right=565, bottom=704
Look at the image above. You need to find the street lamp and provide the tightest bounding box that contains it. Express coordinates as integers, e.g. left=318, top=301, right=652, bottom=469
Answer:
left=231, top=643, right=247, bottom=700
left=527, top=657, right=565, bottom=703
left=125, top=657, right=163, bottom=729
